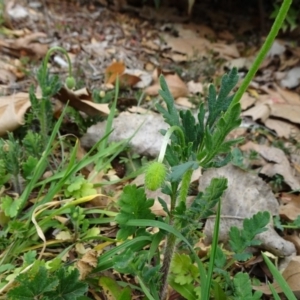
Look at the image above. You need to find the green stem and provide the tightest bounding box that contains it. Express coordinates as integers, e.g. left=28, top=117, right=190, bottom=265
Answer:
left=43, top=46, right=73, bottom=78
left=232, top=0, right=292, bottom=106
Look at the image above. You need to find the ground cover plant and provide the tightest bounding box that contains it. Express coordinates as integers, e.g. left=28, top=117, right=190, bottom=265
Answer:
left=0, top=0, right=299, bottom=299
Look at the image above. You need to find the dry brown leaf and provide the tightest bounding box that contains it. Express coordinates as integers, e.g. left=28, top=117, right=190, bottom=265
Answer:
left=55, top=86, right=109, bottom=116
left=273, top=84, right=300, bottom=105
left=0, top=69, right=16, bottom=84
left=119, top=73, right=141, bottom=88
left=77, top=250, right=98, bottom=280
left=284, top=233, right=300, bottom=255
left=212, top=42, right=240, bottom=59
left=145, top=73, right=188, bottom=99
left=0, top=60, right=24, bottom=79
left=104, top=61, right=125, bottom=84
left=265, top=118, right=300, bottom=139
left=242, top=102, right=271, bottom=122
left=175, top=97, right=193, bottom=108
left=253, top=256, right=300, bottom=297
left=163, top=35, right=209, bottom=57
left=0, top=32, right=48, bottom=59
left=270, top=104, right=300, bottom=124
left=242, top=141, right=300, bottom=190
left=240, top=92, right=257, bottom=110
left=104, top=62, right=142, bottom=87
left=0, top=93, right=31, bottom=136
left=279, top=193, right=300, bottom=221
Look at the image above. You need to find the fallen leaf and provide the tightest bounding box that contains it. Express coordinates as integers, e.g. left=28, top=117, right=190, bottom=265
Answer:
left=265, top=119, right=300, bottom=139
left=279, top=193, right=300, bottom=221
left=175, top=97, right=193, bottom=108
left=0, top=93, right=31, bottom=136
left=119, top=73, right=141, bottom=88
left=0, top=32, right=48, bottom=59
left=145, top=72, right=188, bottom=99
left=241, top=141, right=300, bottom=190
left=54, top=86, right=110, bottom=116
left=105, top=61, right=125, bottom=84
left=242, top=102, right=271, bottom=122
left=240, top=92, right=257, bottom=110
left=284, top=233, right=300, bottom=255
left=212, top=42, right=240, bottom=59
left=77, top=250, right=98, bottom=280
left=273, top=84, right=300, bottom=105
left=163, top=35, right=209, bottom=57
left=270, top=103, right=300, bottom=124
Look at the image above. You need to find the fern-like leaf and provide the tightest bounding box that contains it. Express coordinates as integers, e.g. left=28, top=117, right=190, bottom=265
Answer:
left=115, top=185, right=156, bottom=240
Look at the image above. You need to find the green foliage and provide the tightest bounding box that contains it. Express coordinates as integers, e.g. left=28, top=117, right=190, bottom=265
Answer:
left=157, top=68, right=242, bottom=171
left=170, top=253, right=199, bottom=285
left=174, top=178, right=228, bottom=245
left=1, top=195, right=21, bottom=218
left=64, top=175, right=97, bottom=199
left=113, top=248, right=161, bottom=286
left=0, top=130, right=50, bottom=193
left=115, top=185, right=156, bottom=241
left=229, top=211, right=270, bottom=261
left=7, top=266, right=88, bottom=300
left=291, top=215, right=300, bottom=228
left=169, top=253, right=199, bottom=300
left=262, top=252, right=297, bottom=300
left=271, top=1, right=299, bottom=32
left=99, top=276, right=132, bottom=300
left=233, top=272, right=262, bottom=300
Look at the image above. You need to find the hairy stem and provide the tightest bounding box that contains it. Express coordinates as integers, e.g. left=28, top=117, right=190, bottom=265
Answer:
left=178, top=168, right=193, bottom=204
left=159, top=231, right=177, bottom=300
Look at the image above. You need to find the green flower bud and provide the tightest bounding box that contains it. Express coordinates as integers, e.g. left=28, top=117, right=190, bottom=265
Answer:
left=145, top=161, right=166, bottom=191
left=65, top=76, right=76, bottom=89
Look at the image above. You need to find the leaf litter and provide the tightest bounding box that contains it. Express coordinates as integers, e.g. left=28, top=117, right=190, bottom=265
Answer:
left=2, top=0, right=300, bottom=297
